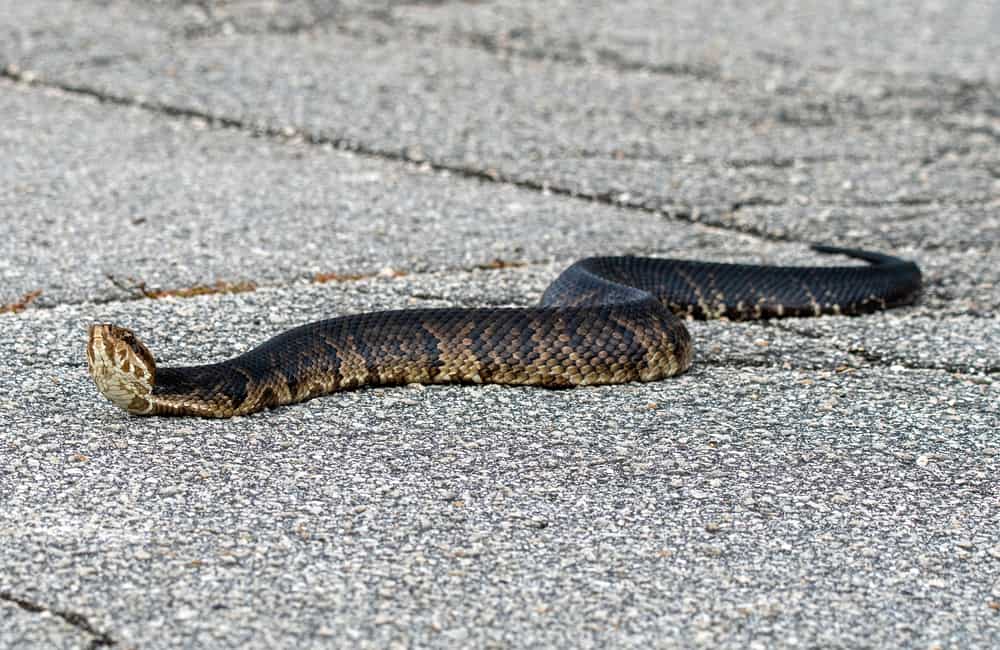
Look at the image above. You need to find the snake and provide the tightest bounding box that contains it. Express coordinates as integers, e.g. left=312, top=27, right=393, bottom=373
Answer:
left=86, top=245, right=922, bottom=418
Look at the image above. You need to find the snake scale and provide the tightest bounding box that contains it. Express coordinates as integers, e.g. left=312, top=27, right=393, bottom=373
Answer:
left=87, top=245, right=921, bottom=418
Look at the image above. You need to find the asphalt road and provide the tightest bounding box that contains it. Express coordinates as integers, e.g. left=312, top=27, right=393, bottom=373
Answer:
left=1, top=1, right=998, bottom=647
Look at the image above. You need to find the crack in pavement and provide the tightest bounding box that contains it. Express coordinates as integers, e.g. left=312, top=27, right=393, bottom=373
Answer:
left=103, top=273, right=257, bottom=300
left=2, top=68, right=993, bottom=256
left=769, top=321, right=999, bottom=377
left=0, top=591, right=115, bottom=648
left=357, top=13, right=997, bottom=145
left=394, top=9, right=1000, bottom=143
left=572, top=150, right=885, bottom=168
left=4, top=257, right=543, bottom=312
left=356, top=7, right=1000, bottom=142
left=94, top=261, right=530, bottom=306
left=0, top=67, right=727, bottom=237
left=363, top=3, right=1000, bottom=111
left=122, top=0, right=1000, bottom=114
left=699, top=343, right=997, bottom=377
left=731, top=196, right=998, bottom=210
left=0, top=289, right=43, bottom=314
left=357, top=6, right=723, bottom=83
left=845, top=347, right=999, bottom=377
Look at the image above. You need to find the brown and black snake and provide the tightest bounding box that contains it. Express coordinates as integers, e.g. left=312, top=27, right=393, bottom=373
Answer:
left=86, top=245, right=922, bottom=418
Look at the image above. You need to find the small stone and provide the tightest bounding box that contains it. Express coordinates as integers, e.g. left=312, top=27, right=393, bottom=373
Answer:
left=175, top=607, right=198, bottom=620
left=693, top=630, right=714, bottom=644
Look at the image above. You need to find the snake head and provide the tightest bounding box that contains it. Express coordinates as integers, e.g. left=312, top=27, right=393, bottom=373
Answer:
left=86, top=324, right=157, bottom=414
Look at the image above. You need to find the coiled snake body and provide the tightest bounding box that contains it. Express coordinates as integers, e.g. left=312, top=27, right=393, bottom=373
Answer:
left=87, top=246, right=921, bottom=418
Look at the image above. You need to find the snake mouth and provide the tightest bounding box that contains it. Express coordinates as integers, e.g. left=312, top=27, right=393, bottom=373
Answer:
left=86, top=323, right=157, bottom=414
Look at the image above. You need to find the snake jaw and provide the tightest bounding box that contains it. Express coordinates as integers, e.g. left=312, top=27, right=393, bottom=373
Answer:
left=86, top=324, right=157, bottom=415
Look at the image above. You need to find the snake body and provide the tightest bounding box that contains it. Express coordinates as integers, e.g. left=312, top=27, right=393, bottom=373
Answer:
left=86, top=245, right=921, bottom=418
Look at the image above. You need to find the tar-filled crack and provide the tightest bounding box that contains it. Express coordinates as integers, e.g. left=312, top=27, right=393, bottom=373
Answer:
left=363, top=9, right=1000, bottom=131
left=27, top=257, right=546, bottom=311
left=766, top=322, right=999, bottom=376
left=360, top=7, right=724, bottom=82
left=366, top=4, right=1000, bottom=121
left=735, top=196, right=997, bottom=210
left=2, top=66, right=993, bottom=253
left=695, top=357, right=786, bottom=370
left=698, top=347, right=997, bottom=377
left=407, top=292, right=449, bottom=302
left=571, top=149, right=883, bottom=168
left=0, top=591, right=115, bottom=648
left=2, top=67, right=703, bottom=226
left=850, top=348, right=998, bottom=376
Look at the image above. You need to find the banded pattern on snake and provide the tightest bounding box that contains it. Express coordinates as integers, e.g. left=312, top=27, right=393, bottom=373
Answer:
left=86, top=245, right=921, bottom=418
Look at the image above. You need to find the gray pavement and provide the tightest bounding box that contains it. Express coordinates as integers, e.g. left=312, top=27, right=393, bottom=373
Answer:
left=1, top=1, right=998, bottom=648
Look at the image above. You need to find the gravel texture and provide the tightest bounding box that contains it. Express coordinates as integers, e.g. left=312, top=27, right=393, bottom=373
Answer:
left=1, top=1, right=997, bottom=648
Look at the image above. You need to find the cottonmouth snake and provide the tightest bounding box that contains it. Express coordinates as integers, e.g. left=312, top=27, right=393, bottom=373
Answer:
left=87, top=245, right=921, bottom=418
